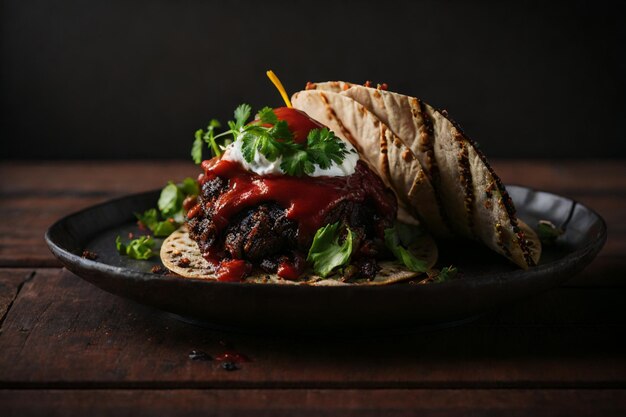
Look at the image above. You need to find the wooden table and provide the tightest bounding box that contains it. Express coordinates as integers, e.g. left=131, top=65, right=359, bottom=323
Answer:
left=1, top=160, right=625, bottom=416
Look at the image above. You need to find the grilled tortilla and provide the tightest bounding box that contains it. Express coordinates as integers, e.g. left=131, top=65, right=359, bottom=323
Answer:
left=161, top=225, right=438, bottom=285
left=293, top=82, right=541, bottom=269
left=290, top=89, right=451, bottom=237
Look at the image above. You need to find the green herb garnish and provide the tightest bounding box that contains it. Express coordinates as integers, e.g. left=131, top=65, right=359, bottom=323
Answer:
left=135, top=178, right=199, bottom=237
left=422, top=265, right=459, bottom=284
left=384, top=224, right=428, bottom=272
left=135, top=208, right=177, bottom=237
left=307, top=222, right=355, bottom=277
left=537, top=220, right=564, bottom=244
left=116, top=235, right=155, bottom=260
left=193, top=119, right=222, bottom=163
left=192, top=105, right=349, bottom=176
left=192, top=104, right=251, bottom=164
left=434, top=266, right=458, bottom=282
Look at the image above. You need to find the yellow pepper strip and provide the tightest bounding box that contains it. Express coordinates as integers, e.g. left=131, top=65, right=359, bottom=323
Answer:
left=266, top=70, right=292, bottom=108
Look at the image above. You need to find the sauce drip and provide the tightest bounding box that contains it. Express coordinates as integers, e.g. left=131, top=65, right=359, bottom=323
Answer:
left=188, top=159, right=395, bottom=281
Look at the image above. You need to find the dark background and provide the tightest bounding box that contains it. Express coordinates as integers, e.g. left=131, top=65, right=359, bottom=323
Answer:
left=1, top=0, right=625, bottom=160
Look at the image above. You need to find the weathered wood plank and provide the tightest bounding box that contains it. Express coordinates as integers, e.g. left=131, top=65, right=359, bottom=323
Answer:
left=2, top=160, right=624, bottom=195
left=0, top=161, right=198, bottom=196
left=0, top=269, right=624, bottom=388
left=0, top=196, right=109, bottom=267
left=0, top=269, right=34, bottom=322
left=1, top=389, right=626, bottom=417
left=0, top=161, right=195, bottom=267
left=0, top=161, right=200, bottom=196
left=492, top=160, right=626, bottom=194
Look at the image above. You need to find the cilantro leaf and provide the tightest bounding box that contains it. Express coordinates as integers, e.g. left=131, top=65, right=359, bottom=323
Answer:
left=135, top=208, right=159, bottom=230
left=537, top=220, right=564, bottom=244
left=305, top=128, right=348, bottom=169
left=240, top=127, right=283, bottom=163
left=158, top=178, right=199, bottom=223
left=127, top=236, right=155, bottom=260
left=203, top=119, right=222, bottom=158
left=384, top=226, right=428, bottom=272
left=436, top=266, right=458, bottom=282
left=115, top=235, right=156, bottom=260
left=179, top=177, right=200, bottom=197
left=257, top=106, right=278, bottom=125
left=115, top=235, right=127, bottom=254
left=134, top=177, right=199, bottom=238
left=233, top=104, right=252, bottom=131
left=280, top=149, right=314, bottom=176
left=192, top=120, right=222, bottom=164
left=307, top=222, right=354, bottom=277
left=135, top=208, right=177, bottom=237
left=191, top=105, right=250, bottom=165
left=192, top=129, right=204, bottom=164
left=158, top=182, right=182, bottom=218
left=151, top=220, right=177, bottom=237
left=269, top=120, right=294, bottom=141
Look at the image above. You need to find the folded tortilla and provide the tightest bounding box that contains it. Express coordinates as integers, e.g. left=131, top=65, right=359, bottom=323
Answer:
left=161, top=225, right=438, bottom=285
left=293, top=82, right=540, bottom=269
left=290, top=89, right=452, bottom=238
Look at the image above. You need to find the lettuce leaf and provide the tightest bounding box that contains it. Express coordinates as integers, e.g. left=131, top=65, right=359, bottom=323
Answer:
left=307, top=222, right=354, bottom=277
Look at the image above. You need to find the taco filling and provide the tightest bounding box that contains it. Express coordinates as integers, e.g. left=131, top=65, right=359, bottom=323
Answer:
left=183, top=106, right=400, bottom=282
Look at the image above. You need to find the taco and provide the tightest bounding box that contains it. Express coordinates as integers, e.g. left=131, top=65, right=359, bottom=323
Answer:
left=166, top=101, right=439, bottom=285
left=161, top=224, right=437, bottom=285
left=292, top=82, right=541, bottom=269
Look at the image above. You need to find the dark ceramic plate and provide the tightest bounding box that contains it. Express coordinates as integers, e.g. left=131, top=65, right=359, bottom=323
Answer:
left=46, top=186, right=606, bottom=333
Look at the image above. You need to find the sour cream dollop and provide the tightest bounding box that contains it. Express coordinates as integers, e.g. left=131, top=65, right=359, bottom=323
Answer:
left=222, top=132, right=359, bottom=177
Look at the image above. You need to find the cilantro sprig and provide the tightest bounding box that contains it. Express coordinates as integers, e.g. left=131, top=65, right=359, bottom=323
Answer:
left=192, top=104, right=251, bottom=164
left=192, top=105, right=349, bottom=176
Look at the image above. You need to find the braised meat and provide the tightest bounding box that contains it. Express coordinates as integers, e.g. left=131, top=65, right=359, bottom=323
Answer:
left=187, top=172, right=392, bottom=280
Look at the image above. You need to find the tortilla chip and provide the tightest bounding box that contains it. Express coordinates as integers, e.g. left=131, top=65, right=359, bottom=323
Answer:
left=160, top=226, right=438, bottom=285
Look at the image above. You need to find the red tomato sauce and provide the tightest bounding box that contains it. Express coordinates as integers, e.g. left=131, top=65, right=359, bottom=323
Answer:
left=186, top=108, right=397, bottom=282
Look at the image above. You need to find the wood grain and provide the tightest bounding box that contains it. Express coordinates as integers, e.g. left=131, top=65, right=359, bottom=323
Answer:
left=0, top=161, right=198, bottom=196
left=0, top=269, right=624, bottom=389
left=0, top=160, right=625, bottom=414
left=0, top=161, right=196, bottom=267
left=2, top=160, right=624, bottom=195
left=492, top=160, right=626, bottom=195
left=2, top=389, right=626, bottom=417
left=0, top=269, right=34, bottom=322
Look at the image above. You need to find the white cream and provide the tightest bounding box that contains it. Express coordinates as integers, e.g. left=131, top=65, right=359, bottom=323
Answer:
left=222, top=131, right=359, bottom=177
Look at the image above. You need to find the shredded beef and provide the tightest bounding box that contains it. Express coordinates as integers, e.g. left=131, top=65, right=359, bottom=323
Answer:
left=187, top=175, right=392, bottom=280
left=224, top=203, right=298, bottom=261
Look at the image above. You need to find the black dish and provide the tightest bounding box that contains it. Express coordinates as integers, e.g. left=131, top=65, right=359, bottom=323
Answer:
left=45, top=186, right=606, bottom=333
